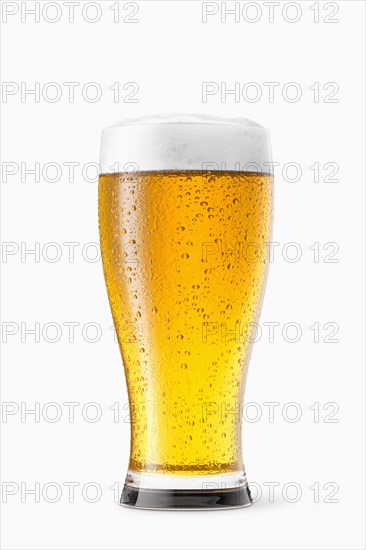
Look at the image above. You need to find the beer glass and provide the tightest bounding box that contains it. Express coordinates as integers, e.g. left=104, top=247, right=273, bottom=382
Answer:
left=98, top=115, right=272, bottom=509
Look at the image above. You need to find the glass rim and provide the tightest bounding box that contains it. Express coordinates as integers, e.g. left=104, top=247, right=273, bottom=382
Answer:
left=103, top=113, right=267, bottom=130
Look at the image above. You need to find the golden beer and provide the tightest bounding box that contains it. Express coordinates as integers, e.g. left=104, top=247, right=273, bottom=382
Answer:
left=98, top=116, right=273, bottom=508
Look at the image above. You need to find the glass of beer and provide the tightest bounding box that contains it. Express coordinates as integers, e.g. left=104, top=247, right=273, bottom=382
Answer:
left=98, top=115, right=272, bottom=509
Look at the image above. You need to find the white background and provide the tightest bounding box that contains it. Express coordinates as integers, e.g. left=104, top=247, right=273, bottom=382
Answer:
left=1, top=1, right=365, bottom=549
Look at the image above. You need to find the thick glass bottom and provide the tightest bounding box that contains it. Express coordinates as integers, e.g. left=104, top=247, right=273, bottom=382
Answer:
left=120, top=470, right=252, bottom=510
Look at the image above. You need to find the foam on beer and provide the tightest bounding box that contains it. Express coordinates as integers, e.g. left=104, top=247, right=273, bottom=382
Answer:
left=100, top=114, right=272, bottom=174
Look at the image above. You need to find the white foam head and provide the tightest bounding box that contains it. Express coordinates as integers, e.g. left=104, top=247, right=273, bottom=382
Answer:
left=100, top=114, right=272, bottom=174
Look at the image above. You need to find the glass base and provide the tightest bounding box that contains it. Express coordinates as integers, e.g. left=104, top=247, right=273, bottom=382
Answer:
left=120, top=470, right=253, bottom=510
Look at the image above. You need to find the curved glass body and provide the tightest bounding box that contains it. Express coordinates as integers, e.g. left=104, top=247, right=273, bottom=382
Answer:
left=98, top=115, right=273, bottom=509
